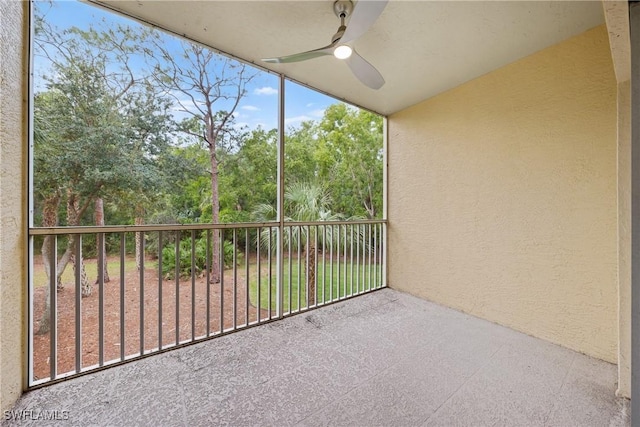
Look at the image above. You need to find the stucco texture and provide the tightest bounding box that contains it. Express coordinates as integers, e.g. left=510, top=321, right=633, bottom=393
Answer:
left=388, top=25, right=618, bottom=363
left=0, top=0, right=27, bottom=412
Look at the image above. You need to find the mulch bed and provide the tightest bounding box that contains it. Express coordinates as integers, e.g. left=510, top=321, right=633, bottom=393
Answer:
left=32, top=257, right=269, bottom=381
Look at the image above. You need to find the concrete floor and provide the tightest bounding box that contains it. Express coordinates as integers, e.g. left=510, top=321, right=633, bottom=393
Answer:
left=4, top=288, right=630, bottom=426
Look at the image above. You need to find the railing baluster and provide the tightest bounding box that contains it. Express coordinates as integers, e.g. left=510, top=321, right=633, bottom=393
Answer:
left=233, top=228, right=237, bottom=330
left=98, top=232, right=105, bottom=366
left=314, top=226, right=318, bottom=307
left=322, top=225, right=327, bottom=305
left=49, top=235, right=57, bottom=380
left=297, top=226, right=301, bottom=312
left=382, top=223, right=387, bottom=288
left=288, top=226, right=292, bottom=315
left=356, top=224, right=360, bottom=294
left=220, top=229, right=225, bottom=332
left=268, top=227, right=272, bottom=320
left=374, top=224, right=379, bottom=289
left=158, top=231, right=163, bottom=350
left=191, top=230, right=196, bottom=341
left=257, top=228, right=261, bottom=323
left=245, top=228, right=250, bottom=326
left=343, top=225, right=347, bottom=299
left=305, top=226, right=310, bottom=310
left=368, top=224, right=372, bottom=292
left=379, top=224, right=383, bottom=288
left=206, top=230, right=211, bottom=337
left=350, top=225, right=354, bottom=297
left=175, top=230, right=180, bottom=344
left=329, top=225, right=333, bottom=302
left=74, top=234, right=81, bottom=373
left=139, top=232, right=145, bottom=356
left=336, top=225, right=341, bottom=300
left=361, top=224, right=366, bottom=294
left=119, top=233, right=125, bottom=361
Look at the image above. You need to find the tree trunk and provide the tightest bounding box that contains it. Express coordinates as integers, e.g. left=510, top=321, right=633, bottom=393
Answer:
left=94, top=197, right=110, bottom=283
left=38, top=191, right=92, bottom=334
left=66, top=190, right=92, bottom=297
left=38, top=194, right=61, bottom=335
left=306, top=245, right=316, bottom=308
left=209, top=130, right=221, bottom=284
left=135, top=205, right=144, bottom=271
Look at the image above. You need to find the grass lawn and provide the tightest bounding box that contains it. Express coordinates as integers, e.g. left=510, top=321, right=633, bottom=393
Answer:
left=32, top=254, right=382, bottom=314
left=249, top=257, right=382, bottom=313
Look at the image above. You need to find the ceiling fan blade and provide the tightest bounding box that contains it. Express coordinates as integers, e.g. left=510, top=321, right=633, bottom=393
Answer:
left=262, top=43, right=335, bottom=64
left=340, top=0, right=388, bottom=44
left=345, top=49, right=385, bottom=89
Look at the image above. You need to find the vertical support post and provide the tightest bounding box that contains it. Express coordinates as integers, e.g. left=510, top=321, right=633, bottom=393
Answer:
left=631, top=3, right=640, bottom=424
left=27, top=0, right=36, bottom=389
left=383, top=117, right=388, bottom=288
left=277, top=75, right=285, bottom=319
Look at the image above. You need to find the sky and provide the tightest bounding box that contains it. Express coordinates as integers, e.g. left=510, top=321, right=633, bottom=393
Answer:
left=34, top=0, right=345, bottom=132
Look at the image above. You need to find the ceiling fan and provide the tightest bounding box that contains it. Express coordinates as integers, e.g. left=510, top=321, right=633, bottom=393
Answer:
left=262, top=0, right=388, bottom=90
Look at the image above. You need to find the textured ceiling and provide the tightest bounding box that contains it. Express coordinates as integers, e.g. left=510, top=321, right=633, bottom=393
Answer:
left=92, top=0, right=605, bottom=115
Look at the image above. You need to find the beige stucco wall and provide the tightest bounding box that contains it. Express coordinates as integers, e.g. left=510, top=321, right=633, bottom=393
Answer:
left=0, top=0, right=28, bottom=412
left=388, top=25, right=618, bottom=363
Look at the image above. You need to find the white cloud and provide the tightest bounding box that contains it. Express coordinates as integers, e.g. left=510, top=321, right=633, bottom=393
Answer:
left=241, top=105, right=260, bottom=111
left=285, top=115, right=313, bottom=125
left=306, top=102, right=315, bottom=108
left=310, top=108, right=326, bottom=118
left=254, top=86, right=278, bottom=96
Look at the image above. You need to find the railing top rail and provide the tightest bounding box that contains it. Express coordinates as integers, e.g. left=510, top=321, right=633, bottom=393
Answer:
left=29, top=219, right=387, bottom=235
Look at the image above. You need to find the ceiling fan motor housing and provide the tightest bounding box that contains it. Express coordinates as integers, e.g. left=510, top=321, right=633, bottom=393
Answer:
left=333, top=0, right=353, bottom=19
left=332, top=0, right=353, bottom=43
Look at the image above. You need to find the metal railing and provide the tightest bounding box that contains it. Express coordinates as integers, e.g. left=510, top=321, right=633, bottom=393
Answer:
left=28, top=220, right=386, bottom=386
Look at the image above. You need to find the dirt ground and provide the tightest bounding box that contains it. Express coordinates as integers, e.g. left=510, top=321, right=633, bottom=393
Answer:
left=32, top=256, right=270, bottom=381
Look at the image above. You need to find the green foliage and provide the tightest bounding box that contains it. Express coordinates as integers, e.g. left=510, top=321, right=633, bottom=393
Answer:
left=161, top=236, right=243, bottom=279
left=283, top=104, right=383, bottom=219
left=32, top=2, right=383, bottom=238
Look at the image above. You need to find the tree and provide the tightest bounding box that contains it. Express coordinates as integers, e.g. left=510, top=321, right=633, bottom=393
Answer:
left=33, top=6, right=175, bottom=332
left=253, top=182, right=345, bottom=307
left=218, top=127, right=278, bottom=223
left=316, top=104, right=383, bottom=219
left=147, top=41, right=257, bottom=283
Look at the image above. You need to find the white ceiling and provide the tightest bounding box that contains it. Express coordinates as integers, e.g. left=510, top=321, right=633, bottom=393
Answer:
left=92, top=0, right=605, bottom=116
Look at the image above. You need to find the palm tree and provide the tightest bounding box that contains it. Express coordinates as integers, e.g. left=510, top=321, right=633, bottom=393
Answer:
left=252, top=182, right=348, bottom=308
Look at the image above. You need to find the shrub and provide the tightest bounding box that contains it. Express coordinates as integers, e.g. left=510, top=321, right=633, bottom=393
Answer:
left=161, top=235, right=243, bottom=279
